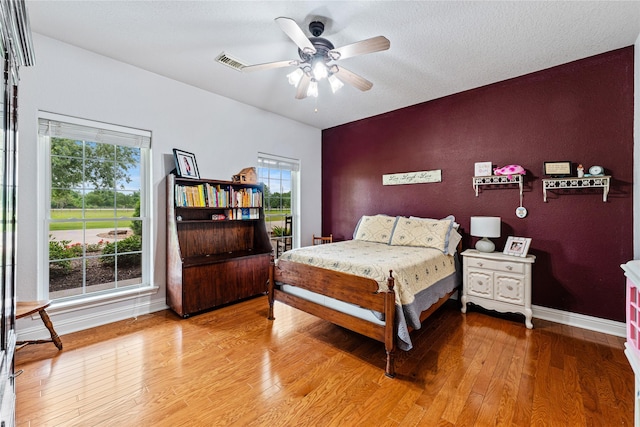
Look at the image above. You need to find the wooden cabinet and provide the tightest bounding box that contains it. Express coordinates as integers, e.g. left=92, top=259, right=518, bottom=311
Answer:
left=166, top=174, right=272, bottom=317
left=461, top=249, right=535, bottom=328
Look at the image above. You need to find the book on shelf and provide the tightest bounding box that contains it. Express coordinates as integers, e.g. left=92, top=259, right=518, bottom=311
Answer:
left=175, top=184, right=208, bottom=207
left=229, top=187, right=263, bottom=208
left=225, top=208, right=260, bottom=220
left=175, top=182, right=262, bottom=209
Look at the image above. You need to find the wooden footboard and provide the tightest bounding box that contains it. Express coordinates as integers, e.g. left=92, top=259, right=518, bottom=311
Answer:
left=269, top=259, right=398, bottom=377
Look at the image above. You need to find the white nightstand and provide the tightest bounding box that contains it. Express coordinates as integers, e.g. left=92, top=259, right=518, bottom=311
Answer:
left=461, top=249, right=536, bottom=328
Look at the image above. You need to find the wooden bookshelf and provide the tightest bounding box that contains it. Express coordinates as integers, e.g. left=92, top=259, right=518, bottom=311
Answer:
left=166, top=174, right=272, bottom=317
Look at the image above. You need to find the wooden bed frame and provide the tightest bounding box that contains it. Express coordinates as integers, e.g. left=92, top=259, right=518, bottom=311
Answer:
left=267, top=259, right=458, bottom=378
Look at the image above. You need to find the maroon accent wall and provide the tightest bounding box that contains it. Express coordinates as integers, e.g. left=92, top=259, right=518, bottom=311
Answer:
left=322, top=47, right=633, bottom=322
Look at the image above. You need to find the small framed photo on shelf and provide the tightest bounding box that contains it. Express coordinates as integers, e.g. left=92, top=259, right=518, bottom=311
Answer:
left=503, top=236, right=532, bottom=257
left=474, top=162, right=492, bottom=177
left=173, top=149, right=200, bottom=179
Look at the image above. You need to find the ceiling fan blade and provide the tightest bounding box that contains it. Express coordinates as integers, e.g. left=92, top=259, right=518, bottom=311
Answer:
left=242, top=59, right=299, bottom=73
left=295, top=73, right=311, bottom=99
left=328, top=36, right=390, bottom=61
left=333, top=66, right=373, bottom=91
left=275, top=17, right=316, bottom=55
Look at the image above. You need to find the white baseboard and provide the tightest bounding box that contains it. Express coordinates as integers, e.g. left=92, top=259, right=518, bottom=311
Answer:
left=533, top=304, right=625, bottom=337
left=455, top=290, right=625, bottom=337
left=17, top=296, right=626, bottom=341
left=17, top=298, right=169, bottom=341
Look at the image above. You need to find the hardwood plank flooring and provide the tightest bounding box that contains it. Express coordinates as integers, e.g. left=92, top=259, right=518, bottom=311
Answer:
left=15, top=296, right=633, bottom=426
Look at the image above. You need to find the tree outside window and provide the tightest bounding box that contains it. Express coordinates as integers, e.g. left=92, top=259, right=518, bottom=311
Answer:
left=257, top=154, right=299, bottom=255
left=41, top=115, right=151, bottom=301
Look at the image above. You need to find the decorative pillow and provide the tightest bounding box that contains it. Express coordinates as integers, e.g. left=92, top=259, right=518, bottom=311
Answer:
left=392, top=217, right=452, bottom=252
left=353, top=214, right=398, bottom=244
left=410, top=215, right=459, bottom=254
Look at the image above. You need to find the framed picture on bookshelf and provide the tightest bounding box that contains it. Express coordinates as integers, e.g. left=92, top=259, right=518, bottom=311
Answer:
left=503, top=236, right=532, bottom=257
left=173, top=149, right=200, bottom=179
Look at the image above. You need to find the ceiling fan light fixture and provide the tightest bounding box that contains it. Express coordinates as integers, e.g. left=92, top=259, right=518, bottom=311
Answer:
left=328, top=74, right=344, bottom=93
left=307, top=80, right=318, bottom=98
left=287, top=68, right=304, bottom=87
left=301, top=46, right=316, bottom=56
left=224, top=17, right=390, bottom=100
left=312, top=60, right=328, bottom=80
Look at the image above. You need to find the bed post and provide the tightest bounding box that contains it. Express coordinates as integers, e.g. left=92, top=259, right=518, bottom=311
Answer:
left=384, top=270, right=396, bottom=378
left=268, top=258, right=275, bottom=320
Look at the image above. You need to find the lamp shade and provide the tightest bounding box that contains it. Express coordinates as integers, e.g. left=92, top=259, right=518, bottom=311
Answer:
left=470, top=216, right=501, bottom=238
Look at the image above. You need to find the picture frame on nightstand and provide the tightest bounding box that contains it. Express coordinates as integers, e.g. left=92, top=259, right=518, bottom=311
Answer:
left=503, top=236, right=532, bottom=257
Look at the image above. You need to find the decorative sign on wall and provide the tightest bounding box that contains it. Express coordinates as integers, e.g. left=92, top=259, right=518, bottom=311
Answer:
left=382, top=170, right=442, bottom=185
left=474, top=162, right=493, bottom=177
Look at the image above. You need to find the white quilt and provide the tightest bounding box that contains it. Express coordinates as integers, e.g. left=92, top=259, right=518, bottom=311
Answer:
left=277, top=240, right=455, bottom=307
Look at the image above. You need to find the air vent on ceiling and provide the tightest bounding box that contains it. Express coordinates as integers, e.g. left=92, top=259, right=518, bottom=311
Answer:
left=215, top=52, right=246, bottom=71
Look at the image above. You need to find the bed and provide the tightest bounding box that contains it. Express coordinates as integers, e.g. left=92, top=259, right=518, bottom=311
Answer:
left=267, top=214, right=463, bottom=378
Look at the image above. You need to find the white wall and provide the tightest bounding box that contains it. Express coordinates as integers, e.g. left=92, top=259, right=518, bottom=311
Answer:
left=16, top=34, right=322, bottom=337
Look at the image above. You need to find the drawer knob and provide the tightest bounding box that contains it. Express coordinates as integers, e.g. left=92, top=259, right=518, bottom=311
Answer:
left=507, top=285, right=513, bottom=291
left=477, top=262, right=483, bottom=267
left=506, top=265, right=513, bottom=271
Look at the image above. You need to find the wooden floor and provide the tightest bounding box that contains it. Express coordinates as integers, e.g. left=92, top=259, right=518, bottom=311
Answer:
left=16, top=296, right=633, bottom=426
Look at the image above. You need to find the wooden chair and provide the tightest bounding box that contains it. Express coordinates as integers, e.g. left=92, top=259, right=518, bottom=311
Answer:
left=16, top=300, right=63, bottom=351
left=312, top=234, right=333, bottom=245
left=274, top=215, right=293, bottom=258
left=282, top=215, right=293, bottom=252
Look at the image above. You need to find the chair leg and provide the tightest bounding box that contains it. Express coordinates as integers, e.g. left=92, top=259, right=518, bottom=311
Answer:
left=38, top=308, right=63, bottom=350
left=16, top=309, right=62, bottom=350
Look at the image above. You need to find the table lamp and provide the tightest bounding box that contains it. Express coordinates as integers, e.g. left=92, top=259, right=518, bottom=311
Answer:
left=470, top=216, right=501, bottom=253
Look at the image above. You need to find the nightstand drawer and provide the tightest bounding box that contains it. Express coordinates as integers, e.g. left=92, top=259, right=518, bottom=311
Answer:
left=465, top=257, right=525, bottom=274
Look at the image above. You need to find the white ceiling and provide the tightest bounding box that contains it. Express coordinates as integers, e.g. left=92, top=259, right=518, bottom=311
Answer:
left=25, top=1, right=640, bottom=130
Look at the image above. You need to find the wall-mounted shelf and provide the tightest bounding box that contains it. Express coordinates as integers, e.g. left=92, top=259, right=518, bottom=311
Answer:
left=473, top=174, right=523, bottom=197
left=542, top=176, right=610, bottom=202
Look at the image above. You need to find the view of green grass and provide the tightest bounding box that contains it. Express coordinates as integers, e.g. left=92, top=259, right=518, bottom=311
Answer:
left=49, top=208, right=285, bottom=230
left=264, top=209, right=291, bottom=222
left=49, top=209, right=135, bottom=230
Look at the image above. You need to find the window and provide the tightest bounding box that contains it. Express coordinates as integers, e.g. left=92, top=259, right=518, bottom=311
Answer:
left=38, top=112, right=151, bottom=301
left=257, top=153, right=299, bottom=253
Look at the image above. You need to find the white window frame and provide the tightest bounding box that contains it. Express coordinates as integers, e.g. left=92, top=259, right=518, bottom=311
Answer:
left=258, top=153, right=300, bottom=249
left=37, top=112, right=155, bottom=307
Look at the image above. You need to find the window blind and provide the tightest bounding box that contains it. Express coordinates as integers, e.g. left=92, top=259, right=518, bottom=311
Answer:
left=258, top=153, right=300, bottom=172
left=38, top=112, right=151, bottom=149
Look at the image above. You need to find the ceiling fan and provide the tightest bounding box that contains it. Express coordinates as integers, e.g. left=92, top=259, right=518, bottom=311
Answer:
left=224, top=17, right=390, bottom=99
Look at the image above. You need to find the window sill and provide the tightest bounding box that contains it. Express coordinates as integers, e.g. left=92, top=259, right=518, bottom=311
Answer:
left=47, top=285, right=160, bottom=316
